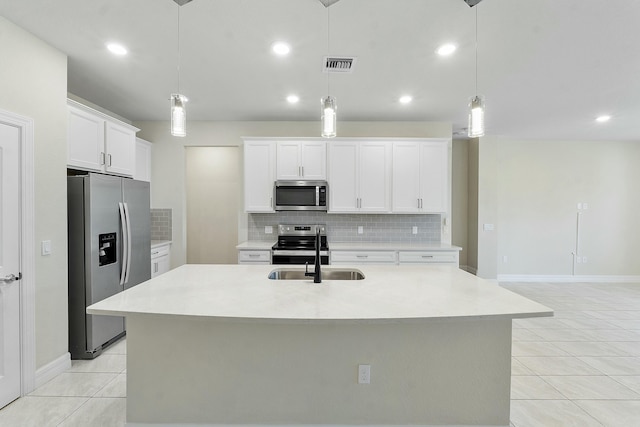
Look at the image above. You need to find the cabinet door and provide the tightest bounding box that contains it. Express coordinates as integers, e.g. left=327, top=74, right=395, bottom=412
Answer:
left=358, top=142, right=391, bottom=212
left=276, top=142, right=301, bottom=180
left=134, top=138, right=152, bottom=182
left=105, top=121, right=135, bottom=177
left=300, top=141, right=326, bottom=180
left=392, top=142, right=421, bottom=212
left=244, top=140, right=276, bottom=212
left=419, top=140, right=449, bottom=212
left=328, top=142, right=358, bottom=212
left=68, top=106, right=104, bottom=171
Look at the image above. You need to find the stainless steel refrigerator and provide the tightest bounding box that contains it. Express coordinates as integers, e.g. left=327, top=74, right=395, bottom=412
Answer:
left=68, top=173, right=151, bottom=359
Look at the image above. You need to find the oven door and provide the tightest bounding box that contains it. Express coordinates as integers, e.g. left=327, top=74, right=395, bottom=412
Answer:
left=272, top=250, right=329, bottom=265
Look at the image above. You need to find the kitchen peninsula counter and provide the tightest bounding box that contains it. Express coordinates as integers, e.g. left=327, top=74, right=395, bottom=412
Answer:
left=88, top=264, right=552, bottom=427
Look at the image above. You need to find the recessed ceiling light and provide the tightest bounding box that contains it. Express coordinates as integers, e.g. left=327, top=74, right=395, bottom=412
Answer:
left=272, top=42, right=291, bottom=56
left=286, top=95, right=300, bottom=104
left=437, top=43, right=457, bottom=56
left=399, top=95, right=413, bottom=104
left=106, top=43, right=128, bottom=56
left=595, top=115, right=611, bottom=123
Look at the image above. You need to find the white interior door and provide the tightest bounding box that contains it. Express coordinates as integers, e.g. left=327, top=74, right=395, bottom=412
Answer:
left=0, top=122, right=21, bottom=408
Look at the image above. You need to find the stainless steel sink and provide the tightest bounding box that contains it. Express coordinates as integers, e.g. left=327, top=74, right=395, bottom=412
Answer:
left=268, top=268, right=365, bottom=281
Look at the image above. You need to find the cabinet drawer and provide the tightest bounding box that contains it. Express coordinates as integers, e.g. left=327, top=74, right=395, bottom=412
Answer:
left=151, top=244, right=171, bottom=259
left=398, top=251, right=458, bottom=264
left=330, top=251, right=397, bottom=264
left=238, top=250, right=271, bottom=263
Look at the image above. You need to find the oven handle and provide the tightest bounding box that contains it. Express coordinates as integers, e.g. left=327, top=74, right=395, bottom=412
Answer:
left=272, top=250, right=329, bottom=256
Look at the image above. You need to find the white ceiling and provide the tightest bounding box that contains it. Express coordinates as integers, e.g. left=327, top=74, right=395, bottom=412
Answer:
left=1, top=0, right=639, bottom=140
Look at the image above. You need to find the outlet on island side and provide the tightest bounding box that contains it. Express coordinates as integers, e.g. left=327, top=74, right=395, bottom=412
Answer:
left=357, top=226, right=363, bottom=235
left=358, top=364, right=371, bottom=384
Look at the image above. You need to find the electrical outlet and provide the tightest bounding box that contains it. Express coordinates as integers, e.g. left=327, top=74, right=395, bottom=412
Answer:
left=577, top=257, right=582, bottom=264
left=583, top=203, right=589, bottom=210
left=265, top=226, right=273, bottom=234
left=357, top=226, right=363, bottom=234
left=412, top=226, right=418, bottom=235
left=502, top=255, right=508, bottom=264
left=358, top=364, right=371, bottom=384
left=582, top=256, right=588, bottom=263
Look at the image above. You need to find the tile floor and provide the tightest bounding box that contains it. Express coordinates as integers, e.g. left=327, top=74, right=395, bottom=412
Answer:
left=0, top=282, right=638, bottom=426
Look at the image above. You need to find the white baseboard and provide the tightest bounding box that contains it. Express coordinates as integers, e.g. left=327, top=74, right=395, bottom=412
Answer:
left=459, top=265, right=477, bottom=275
left=34, top=352, right=71, bottom=389
left=497, top=274, right=640, bottom=283
left=126, top=424, right=508, bottom=427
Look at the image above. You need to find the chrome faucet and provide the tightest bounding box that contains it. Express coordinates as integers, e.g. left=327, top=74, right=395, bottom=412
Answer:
left=304, top=225, right=322, bottom=283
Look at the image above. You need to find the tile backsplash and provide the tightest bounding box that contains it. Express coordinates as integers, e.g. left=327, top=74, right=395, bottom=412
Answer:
left=151, top=208, right=172, bottom=240
left=248, top=212, right=441, bottom=243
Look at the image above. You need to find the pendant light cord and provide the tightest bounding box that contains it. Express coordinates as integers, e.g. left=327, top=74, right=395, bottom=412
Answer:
left=474, top=7, right=478, bottom=95
left=327, top=5, right=330, bottom=96
left=177, top=5, right=181, bottom=94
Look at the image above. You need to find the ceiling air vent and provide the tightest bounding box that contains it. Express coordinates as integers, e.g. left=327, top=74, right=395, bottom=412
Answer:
left=323, top=56, right=357, bottom=73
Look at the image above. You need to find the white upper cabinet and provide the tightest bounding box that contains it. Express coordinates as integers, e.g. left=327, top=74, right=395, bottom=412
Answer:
left=67, top=100, right=138, bottom=177
left=392, top=139, right=449, bottom=213
left=276, top=141, right=326, bottom=180
left=134, top=138, right=152, bottom=182
left=244, top=139, right=276, bottom=212
left=68, top=105, right=104, bottom=172
left=328, top=140, right=391, bottom=213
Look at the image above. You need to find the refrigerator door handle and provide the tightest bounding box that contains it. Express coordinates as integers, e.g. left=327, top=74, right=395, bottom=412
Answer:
left=123, top=202, right=133, bottom=284
left=119, top=202, right=128, bottom=286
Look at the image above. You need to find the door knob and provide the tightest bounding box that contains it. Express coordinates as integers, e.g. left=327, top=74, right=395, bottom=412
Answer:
left=0, top=273, right=21, bottom=284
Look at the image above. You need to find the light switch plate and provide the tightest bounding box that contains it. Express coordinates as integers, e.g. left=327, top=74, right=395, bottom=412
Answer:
left=41, top=240, right=52, bottom=256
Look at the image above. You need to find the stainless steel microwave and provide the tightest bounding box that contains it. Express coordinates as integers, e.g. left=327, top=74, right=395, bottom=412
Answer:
left=274, top=180, right=328, bottom=211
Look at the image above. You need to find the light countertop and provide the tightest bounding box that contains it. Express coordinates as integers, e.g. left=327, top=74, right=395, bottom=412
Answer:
left=236, top=241, right=276, bottom=250
left=237, top=241, right=461, bottom=252
left=151, top=240, right=172, bottom=249
left=329, top=242, right=462, bottom=251
left=88, top=264, right=552, bottom=323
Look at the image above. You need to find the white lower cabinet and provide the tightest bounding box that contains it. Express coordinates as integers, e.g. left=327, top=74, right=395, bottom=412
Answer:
left=330, top=251, right=397, bottom=265
left=398, top=251, right=459, bottom=266
left=151, top=243, right=171, bottom=278
left=238, top=249, right=271, bottom=265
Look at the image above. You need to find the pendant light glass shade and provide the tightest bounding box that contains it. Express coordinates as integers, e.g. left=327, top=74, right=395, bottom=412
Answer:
left=468, top=95, right=485, bottom=138
left=321, top=95, right=337, bottom=138
left=170, top=94, right=187, bottom=137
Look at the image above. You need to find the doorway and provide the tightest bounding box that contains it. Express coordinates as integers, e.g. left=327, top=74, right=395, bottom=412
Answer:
left=0, top=109, right=35, bottom=408
left=185, top=147, right=241, bottom=264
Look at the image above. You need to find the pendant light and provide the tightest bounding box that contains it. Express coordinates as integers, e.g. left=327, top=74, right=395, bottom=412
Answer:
left=170, top=1, right=187, bottom=137
left=321, top=2, right=337, bottom=138
left=468, top=6, right=485, bottom=138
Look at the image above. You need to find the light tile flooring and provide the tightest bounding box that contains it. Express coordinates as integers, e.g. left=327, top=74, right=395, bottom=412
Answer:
left=1, top=282, right=639, bottom=426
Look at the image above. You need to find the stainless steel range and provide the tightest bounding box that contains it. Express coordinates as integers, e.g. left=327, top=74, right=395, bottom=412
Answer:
left=271, top=224, right=329, bottom=265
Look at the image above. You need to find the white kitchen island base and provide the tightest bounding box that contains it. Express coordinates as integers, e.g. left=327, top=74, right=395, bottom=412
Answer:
left=125, top=314, right=512, bottom=426
left=88, top=264, right=551, bottom=427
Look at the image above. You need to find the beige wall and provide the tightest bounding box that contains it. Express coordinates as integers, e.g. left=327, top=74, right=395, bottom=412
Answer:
left=451, top=140, right=468, bottom=268
left=185, top=147, right=241, bottom=264
left=135, top=121, right=452, bottom=268
left=470, top=137, right=640, bottom=279
left=0, top=17, right=68, bottom=368
left=494, top=138, right=640, bottom=277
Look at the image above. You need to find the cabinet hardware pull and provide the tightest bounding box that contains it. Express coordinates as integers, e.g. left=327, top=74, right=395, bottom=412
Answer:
left=356, top=255, right=368, bottom=258
left=100, top=152, right=106, bottom=165
left=108, top=154, right=112, bottom=167
left=421, top=255, right=434, bottom=258
left=248, top=254, right=260, bottom=258
left=301, top=166, right=304, bottom=177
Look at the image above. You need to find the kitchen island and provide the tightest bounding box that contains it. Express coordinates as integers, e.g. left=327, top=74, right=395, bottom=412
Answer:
left=88, top=264, right=552, bottom=427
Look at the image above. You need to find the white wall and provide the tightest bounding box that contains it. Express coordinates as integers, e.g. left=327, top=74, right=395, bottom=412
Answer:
left=0, top=17, right=68, bottom=368
left=474, top=137, right=640, bottom=279
left=135, top=121, right=452, bottom=268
